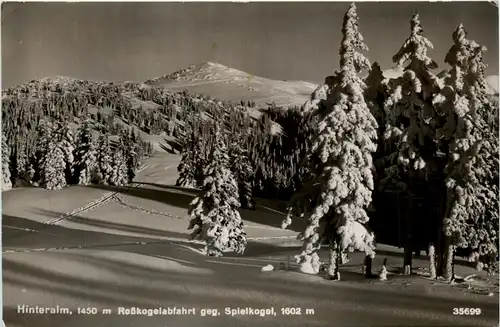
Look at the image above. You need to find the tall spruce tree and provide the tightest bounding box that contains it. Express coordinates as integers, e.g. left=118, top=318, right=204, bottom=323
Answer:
left=435, top=25, right=499, bottom=277
left=187, top=124, right=247, bottom=257
left=34, top=120, right=53, bottom=186
left=42, top=133, right=67, bottom=190
left=118, top=129, right=137, bottom=183
left=2, top=132, right=12, bottom=191
left=73, top=118, right=97, bottom=185
left=284, top=3, right=377, bottom=280
left=365, top=62, right=388, bottom=141
left=56, top=122, right=75, bottom=184
left=383, top=14, right=443, bottom=275
left=95, top=132, right=113, bottom=184
left=15, top=143, right=29, bottom=184
left=110, top=148, right=129, bottom=186
left=364, top=62, right=390, bottom=186
left=176, top=123, right=199, bottom=188
left=228, top=136, right=255, bottom=210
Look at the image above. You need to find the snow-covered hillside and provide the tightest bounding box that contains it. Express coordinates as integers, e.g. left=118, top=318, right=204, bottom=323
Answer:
left=145, top=62, right=318, bottom=108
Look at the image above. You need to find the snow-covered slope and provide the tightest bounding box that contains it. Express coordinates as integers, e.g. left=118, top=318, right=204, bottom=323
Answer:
left=145, top=62, right=318, bottom=108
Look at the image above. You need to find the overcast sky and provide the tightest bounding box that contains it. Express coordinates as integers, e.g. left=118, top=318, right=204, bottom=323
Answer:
left=2, top=2, right=498, bottom=88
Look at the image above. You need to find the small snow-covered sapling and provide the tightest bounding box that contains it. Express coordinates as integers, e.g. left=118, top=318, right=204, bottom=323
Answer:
left=379, top=258, right=388, bottom=281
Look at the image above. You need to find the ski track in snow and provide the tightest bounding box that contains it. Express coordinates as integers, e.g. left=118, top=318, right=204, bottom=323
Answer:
left=2, top=163, right=151, bottom=253
left=43, top=163, right=150, bottom=226
left=111, top=193, right=187, bottom=220
left=113, top=192, right=288, bottom=231
left=3, top=160, right=297, bottom=254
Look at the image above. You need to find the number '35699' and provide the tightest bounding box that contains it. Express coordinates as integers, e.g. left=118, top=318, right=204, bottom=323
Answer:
left=453, top=308, right=481, bottom=315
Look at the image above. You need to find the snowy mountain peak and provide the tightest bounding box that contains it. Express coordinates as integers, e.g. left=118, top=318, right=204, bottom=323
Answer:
left=144, top=62, right=318, bottom=108
left=145, top=61, right=243, bottom=85
left=204, top=61, right=228, bottom=68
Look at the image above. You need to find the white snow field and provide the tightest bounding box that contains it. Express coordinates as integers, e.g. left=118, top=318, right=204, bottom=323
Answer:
left=3, top=151, right=499, bottom=327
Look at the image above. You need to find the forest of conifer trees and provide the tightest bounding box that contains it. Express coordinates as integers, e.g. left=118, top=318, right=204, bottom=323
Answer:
left=178, top=4, right=499, bottom=279
left=2, top=3, right=498, bottom=280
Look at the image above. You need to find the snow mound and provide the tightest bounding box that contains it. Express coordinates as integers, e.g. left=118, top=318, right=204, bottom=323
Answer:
left=299, top=262, right=317, bottom=275
left=379, top=265, right=388, bottom=281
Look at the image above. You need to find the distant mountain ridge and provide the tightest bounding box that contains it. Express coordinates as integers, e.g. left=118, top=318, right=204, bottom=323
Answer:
left=145, top=62, right=318, bottom=108
left=8, top=62, right=498, bottom=110
left=146, top=62, right=498, bottom=107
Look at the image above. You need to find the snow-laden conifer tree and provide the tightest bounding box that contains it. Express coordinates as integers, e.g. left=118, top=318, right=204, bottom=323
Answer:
left=228, top=137, right=255, bottom=210
left=95, top=132, right=113, bottom=185
left=15, top=143, right=29, bottom=184
left=364, top=62, right=391, bottom=193
left=110, top=148, right=129, bottom=186
left=365, top=62, right=388, bottom=139
left=42, top=136, right=67, bottom=190
left=302, top=84, right=329, bottom=113
left=383, top=14, right=443, bottom=275
left=284, top=3, right=377, bottom=280
left=119, top=129, right=137, bottom=183
left=35, top=120, right=53, bottom=186
left=74, top=119, right=97, bottom=185
left=435, top=25, right=499, bottom=276
left=2, top=132, right=12, bottom=191
left=57, top=122, right=75, bottom=184
left=187, top=124, right=247, bottom=257
left=177, top=123, right=199, bottom=188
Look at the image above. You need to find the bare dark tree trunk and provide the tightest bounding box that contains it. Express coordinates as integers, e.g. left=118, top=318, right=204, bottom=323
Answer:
left=435, top=166, right=447, bottom=278
left=364, top=254, right=374, bottom=278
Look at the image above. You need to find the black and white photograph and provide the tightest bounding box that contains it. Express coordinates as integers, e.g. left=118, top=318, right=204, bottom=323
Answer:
left=1, top=1, right=499, bottom=326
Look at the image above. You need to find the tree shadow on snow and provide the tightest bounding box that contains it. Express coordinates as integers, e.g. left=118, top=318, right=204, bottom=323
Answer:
left=2, top=213, right=191, bottom=252
left=4, top=214, right=499, bottom=327
left=35, top=208, right=191, bottom=240
left=4, top=211, right=299, bottom=260
left=138, top=182, right=200, bottom=195
left=87, top=183, right=305, bottom=233
left=4, top=244, right=498, bottom=327
left=373, top=249, right=480, bottom=270
left=87, top=184, right=195, bottom=210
